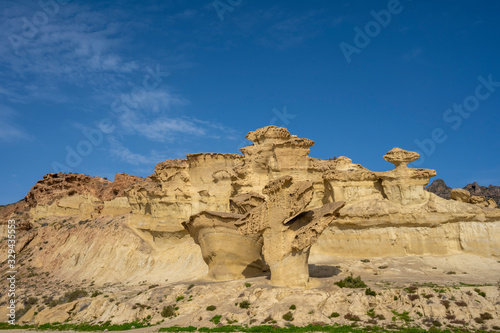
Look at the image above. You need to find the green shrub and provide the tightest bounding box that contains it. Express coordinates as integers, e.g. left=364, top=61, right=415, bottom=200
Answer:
left=26, top=297, right=38, bottom=305
left=244, top=283, right=252, bottom=288
left=65, top=289, right=88, bottom=302
left=403, top=285, right=418, bottom=294
left=176, top=296, right=184, bottom=302
left=161, top=305, right=176, bottom=318
left=187, top=284, right=195, bottom=290
left=365, top=288, right=376, bottom=296
left=480, top=312, right=493, bottom=320
left=210, top=315, right=222, bottom=325
left=289, top=304, right=296, bottom=310
left=149, top=284, right=159, bottom=289
left=330, top=312, right=340, bottom=318
left=474, top=288, right=486, bottom=297
left=206, top=305, right=217, bottom=311
left=334, top=275, right=367, bottom=288
left=239, top=300, right=250, bottom=309
left=91, top=290, right=102, bottom=298
left=282, top=311, right=294, bottom=321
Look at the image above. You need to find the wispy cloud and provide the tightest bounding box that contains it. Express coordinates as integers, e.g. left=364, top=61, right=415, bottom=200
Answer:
left=0, top=1, right=239, bottom=166
left=108, top=137, right=163, bottom=165
left=0, top=105, right=33, bottom=142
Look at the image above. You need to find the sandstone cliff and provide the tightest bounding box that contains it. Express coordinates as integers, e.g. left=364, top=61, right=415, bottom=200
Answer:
left=1, top=126, right=499, bottom=330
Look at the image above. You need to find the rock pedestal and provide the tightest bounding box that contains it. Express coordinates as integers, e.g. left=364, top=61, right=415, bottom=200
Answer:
left=182, top=211, right=264, bottom=280
left=237, top=176, right=344, bottom=287
left=378, top=148, right=436, bottom=205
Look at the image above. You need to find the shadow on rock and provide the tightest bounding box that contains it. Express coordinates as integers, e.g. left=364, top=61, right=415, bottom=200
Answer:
left=309, top=264, right=341, bottom=278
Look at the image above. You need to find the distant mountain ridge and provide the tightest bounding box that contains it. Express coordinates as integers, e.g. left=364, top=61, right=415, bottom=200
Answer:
left=426, top=179, right=500, bottom=205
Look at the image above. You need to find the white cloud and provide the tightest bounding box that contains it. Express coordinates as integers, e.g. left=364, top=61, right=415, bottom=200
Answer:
left=0, top=105, right=33, bottom=142
left=108, top=136, right=162, bottom=165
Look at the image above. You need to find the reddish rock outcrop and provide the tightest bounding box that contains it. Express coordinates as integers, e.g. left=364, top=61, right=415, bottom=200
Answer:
left=25, top=172, right=142, bottom=208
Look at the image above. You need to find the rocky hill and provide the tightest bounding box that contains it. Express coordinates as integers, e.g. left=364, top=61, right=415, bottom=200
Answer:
left=0, top=126, right=499, bottom=331
left=426, top=179, right=500, bottom=205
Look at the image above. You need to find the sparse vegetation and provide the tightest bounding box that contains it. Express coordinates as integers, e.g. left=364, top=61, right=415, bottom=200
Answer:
left=0, top=320, right=152, bottom=331
left=334, top=275, right=367, bottom=288
left=403, top=285, right=418, bottom=294
left=210, top=315, right=222, bottom=325
left=479, top=312, right=493, bottom=320
left=65, top=289, right=88, bottom=302
left=329, top=312, right=340, bottom=318
left=391, top=310, right=412, bottom=324
left=365, top=288, right=376, bottom=296
left=344, top=313, right=360, bottom=322
left=474, top=288, right=486, bottom=297
left=206, top=305, right=217, bottom=311
left=161, top=305, right=176, bottom=318
left=282, top=311, right=294, bottom=321
left=239, top=300, right=250, bottom=309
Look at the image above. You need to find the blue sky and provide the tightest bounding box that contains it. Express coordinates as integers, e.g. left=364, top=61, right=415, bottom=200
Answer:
left=1, top=0, right=499, bottom=205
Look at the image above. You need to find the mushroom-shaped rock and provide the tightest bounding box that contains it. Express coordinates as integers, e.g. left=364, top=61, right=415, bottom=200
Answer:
left=236, top=176, right=343, bottom=288
left=378, top=148, right=437, bottom=205
left=182, top=211, right=264, bottom=280
left=383, top=147, right=420, bottom=167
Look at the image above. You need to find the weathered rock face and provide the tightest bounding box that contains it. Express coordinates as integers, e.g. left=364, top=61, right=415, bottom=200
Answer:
left=451, top=188, right=471, bottom=203
left=4, top=125, right=500, bottom=291
left=24, top=172, right=141, bottom=220
left=126, top=154, right=243, bottom=232
left=2, top=125, right=500, bottom=328
left=182, top=211, right=264, bottom=281
left=236, top=176, right=344, bottom=287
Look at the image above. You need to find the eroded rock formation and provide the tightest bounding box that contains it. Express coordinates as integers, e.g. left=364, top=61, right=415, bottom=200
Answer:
left=2, top=125, right=499, bottom=290
left=182, top=211, right=264, bottom=281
